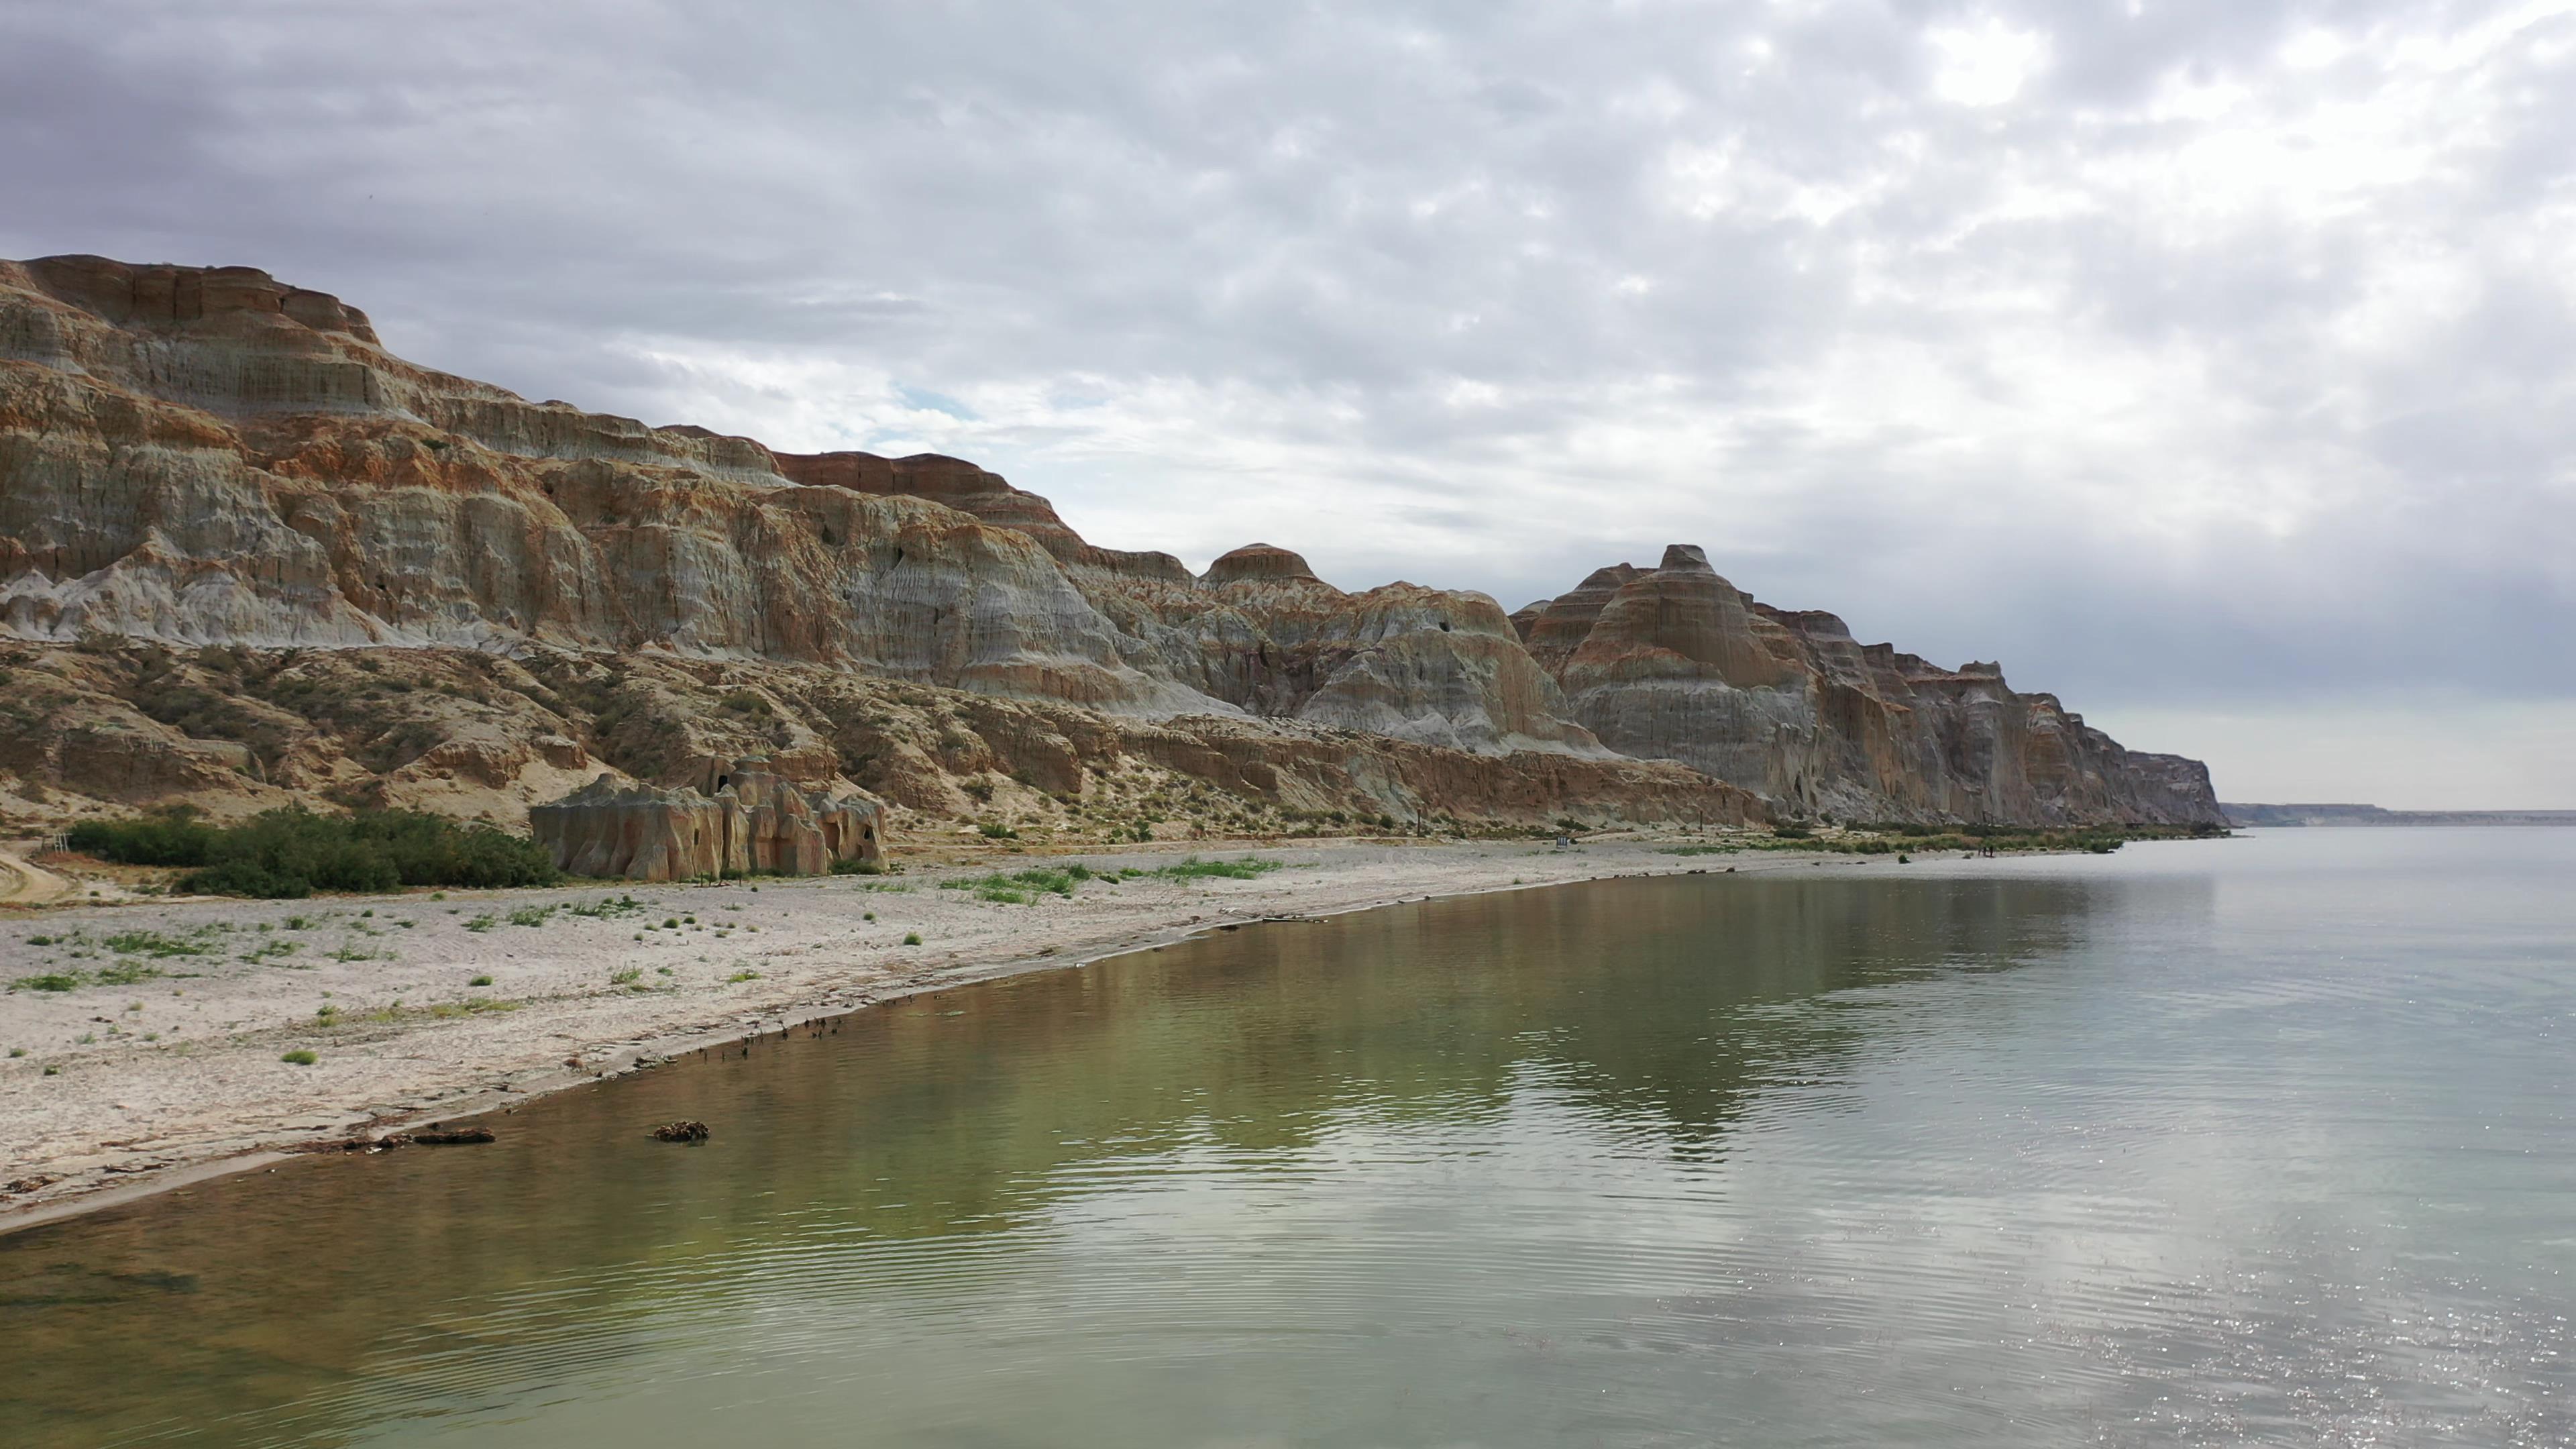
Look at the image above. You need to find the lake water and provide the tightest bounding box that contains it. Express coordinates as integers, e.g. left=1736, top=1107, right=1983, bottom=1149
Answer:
left=5, top=829, right=2571, bottom=1447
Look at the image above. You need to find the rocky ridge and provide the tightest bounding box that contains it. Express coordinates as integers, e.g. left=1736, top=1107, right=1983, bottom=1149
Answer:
left=0, top=256, right=2217, bottom=835
left=1514, top=546, right=2216, bottom=824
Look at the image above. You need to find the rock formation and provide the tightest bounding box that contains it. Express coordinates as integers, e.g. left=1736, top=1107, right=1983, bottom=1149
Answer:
left=1513, top=546, right=2219, bottom=824
left=530, top=759, right=881, bottom=881
left=0, top=255, right=2218, bottom=834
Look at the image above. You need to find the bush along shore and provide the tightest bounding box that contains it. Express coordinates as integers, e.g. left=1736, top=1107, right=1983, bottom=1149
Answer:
left=68, top=808, right=558, bottom=898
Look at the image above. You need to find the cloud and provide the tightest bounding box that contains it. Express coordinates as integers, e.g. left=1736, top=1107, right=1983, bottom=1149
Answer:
left=2, top=0, right=2570, bottom=801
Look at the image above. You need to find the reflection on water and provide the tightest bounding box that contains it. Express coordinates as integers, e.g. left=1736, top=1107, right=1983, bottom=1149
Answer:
left=5, top=833, right=2571, bottom=1447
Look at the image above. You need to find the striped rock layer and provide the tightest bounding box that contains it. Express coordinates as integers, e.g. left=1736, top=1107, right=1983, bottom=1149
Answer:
left=0, top=256, right=2216, bottom=827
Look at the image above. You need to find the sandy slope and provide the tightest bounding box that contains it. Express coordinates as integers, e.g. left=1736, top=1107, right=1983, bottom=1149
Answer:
left=0, top=849, right=68, bottom=906
left=0, top=838, right=1894, bottom=1230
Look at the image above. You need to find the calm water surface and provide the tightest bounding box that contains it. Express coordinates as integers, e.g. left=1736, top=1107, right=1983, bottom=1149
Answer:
left=5, top=828, right=2571, bottom=1446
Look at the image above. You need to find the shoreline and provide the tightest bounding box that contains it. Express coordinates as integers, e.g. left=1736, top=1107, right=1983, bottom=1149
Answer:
left=1, top=838, right=1971, bottom=1236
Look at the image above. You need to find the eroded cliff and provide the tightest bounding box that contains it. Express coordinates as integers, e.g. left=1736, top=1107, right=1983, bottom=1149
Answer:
left=1513, top=545, right=2218, bottom=824
left=0, top=256, right=2216, bottom=834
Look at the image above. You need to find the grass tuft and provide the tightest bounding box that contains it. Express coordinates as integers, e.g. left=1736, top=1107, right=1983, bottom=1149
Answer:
left=1152, top=855, right=1283, bottom=881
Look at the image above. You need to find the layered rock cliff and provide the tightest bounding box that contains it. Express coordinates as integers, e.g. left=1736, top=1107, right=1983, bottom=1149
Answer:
left=1511, top=546, right=2218, bottom=824
left=0, top=255, right=2218, bottom=833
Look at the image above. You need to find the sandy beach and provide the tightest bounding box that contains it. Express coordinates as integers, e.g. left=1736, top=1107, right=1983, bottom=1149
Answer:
left=0, top=836, right=1920, bottom=1232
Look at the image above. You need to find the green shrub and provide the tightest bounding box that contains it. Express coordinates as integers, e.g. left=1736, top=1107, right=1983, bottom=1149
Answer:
left=68, top=812, right=219, bottom=867
left=902, top=932, right=922, bottom=946
left=156, top=808, right=557, bottom=898
left=280, top=1049, right=318, bottom=1066
left=470, top=974, right=494, bottom=986
left=1770, top=821, right=1814, bottom=839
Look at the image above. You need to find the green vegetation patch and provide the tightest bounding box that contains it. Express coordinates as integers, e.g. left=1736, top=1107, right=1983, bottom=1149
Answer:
left=76, top=807, right=557, bottom=898
left=66, top=813, right=219, bottom=867
left=99, top=928, right=218, bottom=959
left=9, top=924, right=233, bottom=991
left=1151, top=855, right=1283, bottom=881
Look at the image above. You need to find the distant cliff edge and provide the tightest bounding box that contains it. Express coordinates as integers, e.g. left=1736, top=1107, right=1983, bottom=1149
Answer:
left=2224, top=804, right=2576, bottom=827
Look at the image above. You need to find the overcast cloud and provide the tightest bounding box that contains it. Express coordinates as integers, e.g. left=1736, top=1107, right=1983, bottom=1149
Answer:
left=3, top=0, right=2570, bottom=805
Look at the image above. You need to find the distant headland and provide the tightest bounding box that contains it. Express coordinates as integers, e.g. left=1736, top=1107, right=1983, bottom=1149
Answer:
left=2223, top=804, right=2576, bottom=827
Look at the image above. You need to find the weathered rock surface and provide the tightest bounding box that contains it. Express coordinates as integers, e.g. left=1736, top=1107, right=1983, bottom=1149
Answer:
left=1515, top=546, right=2221, bottom=824
left=0, top=641, right=1765, bottom=840
left=529, top=758, right=881, bottom=881
left=0, top=255, right=2215, bottom=830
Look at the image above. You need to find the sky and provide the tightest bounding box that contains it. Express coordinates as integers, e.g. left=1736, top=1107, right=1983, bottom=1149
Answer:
left=3, top=1, right=2571, bottom=807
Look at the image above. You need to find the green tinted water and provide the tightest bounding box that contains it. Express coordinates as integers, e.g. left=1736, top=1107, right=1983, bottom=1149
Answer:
left=5, top=830, right=2570, bottom=1446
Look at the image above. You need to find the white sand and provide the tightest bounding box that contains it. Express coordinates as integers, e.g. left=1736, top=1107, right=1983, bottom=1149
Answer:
left=1, top=837, right=1892, bottom=1230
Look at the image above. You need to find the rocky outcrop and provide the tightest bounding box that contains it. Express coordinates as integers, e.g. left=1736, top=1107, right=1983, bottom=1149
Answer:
left=0, top=255, right=2216, bottom=830
left=1514, top=546, right=2220, bottom=824
left=529, top=758, right=882, bottom=881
